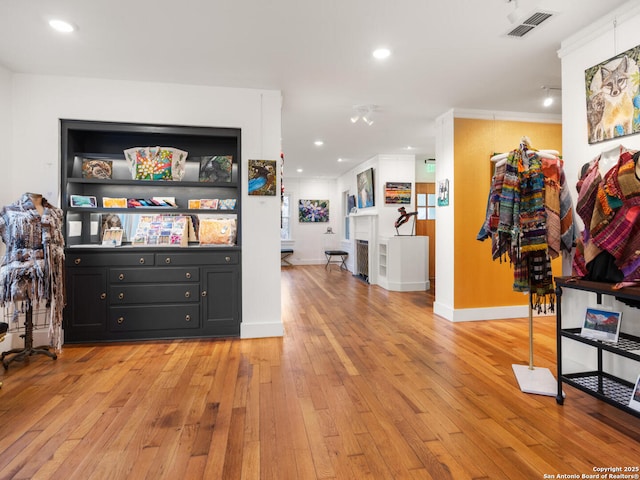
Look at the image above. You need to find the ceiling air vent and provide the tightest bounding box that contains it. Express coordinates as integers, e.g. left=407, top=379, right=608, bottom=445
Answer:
left=506, top=11, right=553, bottom=38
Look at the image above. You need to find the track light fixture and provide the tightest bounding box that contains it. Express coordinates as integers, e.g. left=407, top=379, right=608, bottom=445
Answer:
left=351, top=104, right=377, bottom=126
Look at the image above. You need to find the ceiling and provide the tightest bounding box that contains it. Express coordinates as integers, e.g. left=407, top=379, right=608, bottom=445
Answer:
left=0, top=0, right=630, bottom=178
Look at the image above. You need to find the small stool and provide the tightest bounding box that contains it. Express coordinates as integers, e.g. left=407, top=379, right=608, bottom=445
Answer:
left=324, top=250, right=348, bottom=271
left=281, top=249, right=294, bottom=266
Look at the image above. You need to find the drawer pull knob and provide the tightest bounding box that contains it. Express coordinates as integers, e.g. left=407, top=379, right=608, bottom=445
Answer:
left=117, top=316, right=124, bottom=324
left=185, top=272, right=191, bottom=279
left=185, top=315, right=191, bottom=322
left=165, top=257, right=171, bottom=264
left=118, top=273, right=125, bottom=280
left=185, top=291, right=191, bottom=298
left=139, top=258, right=145, bottom=264
left=74, top=258, right=81, bottom=265
left=201, top=290, right=207, bottom=297
left=100, top=293, right=107, bottom=300
left=225, top=256, right=231, bottom=262
left=118, top=292, right=124, bottom=300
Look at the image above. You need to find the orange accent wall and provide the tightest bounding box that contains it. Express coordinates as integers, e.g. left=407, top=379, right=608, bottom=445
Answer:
left=453, top=117, right=563, bottom=309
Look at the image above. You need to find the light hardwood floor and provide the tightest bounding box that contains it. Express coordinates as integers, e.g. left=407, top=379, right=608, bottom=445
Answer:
left=0, top=265, right=639, bottom=479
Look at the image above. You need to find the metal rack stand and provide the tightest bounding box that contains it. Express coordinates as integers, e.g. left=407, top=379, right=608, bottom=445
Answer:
left=512, top=290, right=558, bottom=396
left=1, top=302, right=57, bottom=370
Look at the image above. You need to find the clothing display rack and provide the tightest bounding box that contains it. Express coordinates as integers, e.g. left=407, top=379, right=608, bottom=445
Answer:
left=511, top=288, right=559, bottom=397
left=483, top=137, right=574, bottom=397
left=1, top=302, right=57, bottom=370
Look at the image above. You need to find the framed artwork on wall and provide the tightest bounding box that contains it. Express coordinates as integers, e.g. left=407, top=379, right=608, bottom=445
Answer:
left=248, top=159, right=277, bottom=196
left=384, top=182, right=411, bottom=205
left=585, top=44, right=640, bottom=144
left=298, top=199, right=329, bottom=222
left=437, top=179, right=449, bottom=206
left=357, top=167, right=375, bottom=208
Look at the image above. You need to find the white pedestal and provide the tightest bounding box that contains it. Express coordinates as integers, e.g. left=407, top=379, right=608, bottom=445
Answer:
left=512, top=364, right=558, bottom=397
left=378, top=236, right=429, bottom=291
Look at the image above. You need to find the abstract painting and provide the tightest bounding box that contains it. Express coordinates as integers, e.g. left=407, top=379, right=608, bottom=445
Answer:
left=385, top=182, right=411, bottom=204
left=356, top=167, right=375, bottom=208
left=298, top=199, right=329, bottom=223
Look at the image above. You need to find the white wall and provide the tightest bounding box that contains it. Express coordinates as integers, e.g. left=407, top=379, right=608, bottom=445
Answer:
left=3, top=74, right=283, bottom=340
left=415, top=158, right=435, bottom=183
left=282, top=177, right=340, bottom=265
left=284, top=153, right=416, bottom=271
left=0, top=64, right=11, bottom=260
left=558, top=0, right=640, bottom=382
left=332, top=153, right=416, bottom=283
left=433, top=110, right=455, bottom=320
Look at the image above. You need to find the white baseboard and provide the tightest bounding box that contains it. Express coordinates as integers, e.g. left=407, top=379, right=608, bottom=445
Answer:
left=241, top=322, right=284, bottom=338
left=433, top=303, right=548, bottom=322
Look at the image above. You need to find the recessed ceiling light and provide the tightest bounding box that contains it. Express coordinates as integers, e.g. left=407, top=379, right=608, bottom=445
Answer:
left=404, top=146, right=414, bottom=150
left=373, top=48, right=391, bottom=60
left=49, top=19, right=75, bottom=33
left=337, top=158, right=343, bottom=162
left=296, top=168, right=303, bottom=173
left=314, top=140, right=324, bottom=146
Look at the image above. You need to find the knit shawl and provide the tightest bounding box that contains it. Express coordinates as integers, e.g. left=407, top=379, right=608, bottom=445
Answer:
left=573, top=148, right=640, bottom=283
left=0, top=194, right=65, bottom=351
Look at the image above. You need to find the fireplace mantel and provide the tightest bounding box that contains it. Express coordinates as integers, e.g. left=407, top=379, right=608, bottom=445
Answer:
left=350, top=213, right=378, bottom=284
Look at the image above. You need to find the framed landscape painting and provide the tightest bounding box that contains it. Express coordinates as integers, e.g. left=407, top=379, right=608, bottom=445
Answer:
left=385, top=182, right=411, bottom=204
left=580, top=306, right=622, bottom=342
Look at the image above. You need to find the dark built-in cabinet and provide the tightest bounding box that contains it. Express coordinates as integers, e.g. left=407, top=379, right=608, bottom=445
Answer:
left=60, top=120, right=241, bottom=343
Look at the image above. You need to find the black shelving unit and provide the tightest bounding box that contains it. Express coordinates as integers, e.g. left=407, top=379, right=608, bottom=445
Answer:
left=60, top=119, right=242, bottom=343
left=555, top=277, right=640, bottom=418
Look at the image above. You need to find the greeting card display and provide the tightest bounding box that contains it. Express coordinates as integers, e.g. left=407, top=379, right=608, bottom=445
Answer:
left=131, top=215, right=189, bottom=247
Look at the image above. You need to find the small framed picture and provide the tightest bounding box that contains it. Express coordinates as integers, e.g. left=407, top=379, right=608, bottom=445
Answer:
left=103, top=197, right=127, bottom=208
left=102, top=228, right=123, bottom=247
left=581, top=306, right=622, bottom=343
left=629, top=374, right=640, bottom=412
left=70, top=195, right=97, bottom=208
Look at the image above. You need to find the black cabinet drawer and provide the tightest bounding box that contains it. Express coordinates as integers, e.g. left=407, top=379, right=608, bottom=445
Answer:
left=110, top=267, right=199, bottom=283
left=67, top=253, right=155, bottom=267
left=155, top=251, right=238, bottom=266
left=109, top=305, right=199, bottom=331
left=110, top=284, right=199, bottom=304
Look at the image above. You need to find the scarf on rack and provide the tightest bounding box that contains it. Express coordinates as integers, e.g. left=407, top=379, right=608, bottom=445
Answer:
left=542, top=157, right=575, bottom=259
left=0, top=193, right=66, bottom=351
left=495, top=143, right=555, bottom=310
left=573, top=148, right=640, bottom=283
left=590, top=150, right=640, bottom=282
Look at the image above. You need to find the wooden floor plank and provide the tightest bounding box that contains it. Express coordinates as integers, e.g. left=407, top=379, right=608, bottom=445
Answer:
left=0, top=265, right=639, bottom=479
